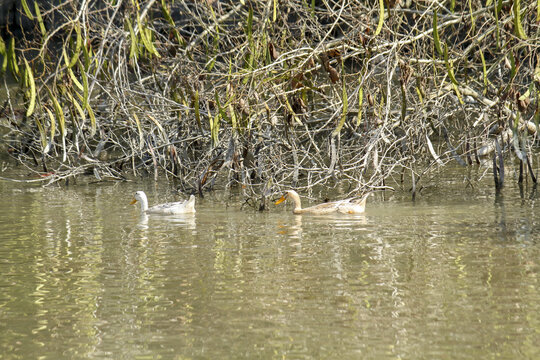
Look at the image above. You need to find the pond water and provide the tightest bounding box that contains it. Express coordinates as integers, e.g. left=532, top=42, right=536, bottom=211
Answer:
left=0, top=166, right=539, bottom=359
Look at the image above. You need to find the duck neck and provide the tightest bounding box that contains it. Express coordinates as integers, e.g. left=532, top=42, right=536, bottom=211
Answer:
left=290, top=193, right=303, bottom=214
left=139, top=195, right=149, bottom=212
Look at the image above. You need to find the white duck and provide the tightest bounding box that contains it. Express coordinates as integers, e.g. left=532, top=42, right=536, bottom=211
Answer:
left=130, top=191, right=196, bottom=214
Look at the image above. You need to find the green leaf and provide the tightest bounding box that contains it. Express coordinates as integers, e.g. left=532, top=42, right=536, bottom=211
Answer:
left=444, top=43, right=458, bottom=86
left=76, top=88, right=96, bottom=136
left=433, top=10, right=443, bottom=56
left=194, top=90, right=202, bottom=132
left=126, top=19, right=138, bottom=59
left=468, top=0, right=475, bottom=33
left=21, top=0, right=34, bottom=20
left=479, top=47, right=488, bottom=89
left=137, top=18, right=160, bottom=57
left=333, top=81, right=349, bottom=136
left=49, top=90, right=66, bottom=137
left=82, top=40, right=91, bottom=70
left=534, top=64, right=540, bottom=83
left=35, top=115, right=47, bottom=150
left=494, top=0, right=502, bottom=48
left=247, top=6, right=253, bottom=46
left=45, top=107, right=56, bottom=143
left=513, top=0, right=527, bottom=39
left=0, top=35, right=6, bottom=73
left=374, top=0, right=384, bottom=37
left=229, top=103, right=237, bottom=130
left=24, top=59, right=36, bottom=117
left=0, top=34, right=5, bottom=55
left=161, top=0, right=184, bottom=46
left=69, top=23, right=82, bottom=68
left=519, top=89, right=530, bottom=101
left=509, top=51, right=517, bottom=79
left=132, top=113, right=144, bottom=148
left=82, top=76, right=89, bottom=108
left=356, top=86, right=363, bottom=126
left=34, top=2, right=46, bottom=37
left=67, top=91, right=86, bottom=126
left=7, top=37, right=19, bottom=78
left=443, top=43, right=463, bottom=104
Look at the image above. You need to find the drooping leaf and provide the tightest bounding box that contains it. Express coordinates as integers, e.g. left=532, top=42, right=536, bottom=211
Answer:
left=67, top=91, right=86, bottom=125
left=45, top=106, right=56, bottom=143
left=333, top=81, right=349, bottom=136
left=513, top=0, right=527, bottom=39
left=35, top=115, right=47, bottom=150
left=495, top=0, right=502, bottom=48
left=24, top=59, right=36, bottom=117
left=444, top=43, right=459, bottom=86
left=132, top=112, right=144, bottom=148
left=50, top=91, right=66, bottom=137
left=21, top=0, right=34, bottom=20
left=374, top=0, right=384, bottom=37
left=194, top=90, right=202, bottom=132
left=161, top=0, right=184, bottom=46
left=443, top=43, right=463, bottom=104
left=69, top=23, right=82, bottom=68
left=479, top=47, right=488, bottom=90
left=468, top=0, right=475, bottom=33
left=0, top=35, right=6, bottom=73
left=34, top=2, right=46, bottom=37
left=7, top=37, right=19, bottom=78
left=356, top=86, right=364, bottom=126
left=433, top=10, right=443, bottom=56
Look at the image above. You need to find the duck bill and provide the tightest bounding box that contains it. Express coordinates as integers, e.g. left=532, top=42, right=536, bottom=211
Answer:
left=130, top=198, right=137, bottom=205
left=275, top=195, right=287, bottom=205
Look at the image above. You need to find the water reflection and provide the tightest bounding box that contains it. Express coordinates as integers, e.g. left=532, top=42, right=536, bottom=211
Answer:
left=136, top=212, right=196, bottom=230
left=276, top=213, right=368, bottom=240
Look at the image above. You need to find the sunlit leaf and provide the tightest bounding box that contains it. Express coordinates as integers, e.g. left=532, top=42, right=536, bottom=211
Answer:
left=513, top=0, right=527, bottom=39
left=194, top=90, right=202, bottom=132
left=433, top=10, right=443, bottom=56
left=21, top=0, right=34, bottom=20
left=45, top=106, right=56, bottom=143
left=35, top=2, right=46, bottom=37
left=69, top=23, right=82, bottom=68
left=374, top=0, right=384, bottom=37
left=24, top=59, right=36, bottom=117
left=333, top=81, right=348, bottom=136
left=356, top=86, right=364, bottom=126
left=132, top=112, right=144, bottom=149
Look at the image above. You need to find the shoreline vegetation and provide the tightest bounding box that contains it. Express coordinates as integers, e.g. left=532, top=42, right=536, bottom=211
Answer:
left=0, top=0, right=539, bottom=206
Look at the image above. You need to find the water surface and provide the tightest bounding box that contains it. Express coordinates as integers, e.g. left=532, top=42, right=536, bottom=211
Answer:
left=0, top=168, right=539, bottom=359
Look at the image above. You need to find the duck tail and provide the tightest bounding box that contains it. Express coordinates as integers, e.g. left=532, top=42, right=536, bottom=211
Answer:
left=187, top=194, right=196, bottom=212
left=357, top=192, right=372, bottom=206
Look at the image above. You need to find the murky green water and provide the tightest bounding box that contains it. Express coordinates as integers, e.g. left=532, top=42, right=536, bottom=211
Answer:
left=0, top=167, right=539, bottom=359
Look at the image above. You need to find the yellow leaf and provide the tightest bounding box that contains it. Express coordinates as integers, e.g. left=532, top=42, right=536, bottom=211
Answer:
left=24, top=59, right=36, bottom=117
left=374, top=0, right=385, bottom=37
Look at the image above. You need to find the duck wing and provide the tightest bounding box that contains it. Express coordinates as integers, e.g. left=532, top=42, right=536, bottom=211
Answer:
left=300, top=200, right=346, bottom=214
left=336, top=193, right=370, bottom=214
left=147, top=196, right=196, bottom=214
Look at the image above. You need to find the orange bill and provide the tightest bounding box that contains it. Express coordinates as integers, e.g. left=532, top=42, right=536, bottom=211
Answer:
left=275, top=195, right=287, bottom=205
left=130, top=198, right=137, bottom=205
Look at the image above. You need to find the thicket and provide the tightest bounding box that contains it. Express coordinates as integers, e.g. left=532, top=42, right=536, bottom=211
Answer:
left=0, top=0, right=539, bottom=204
